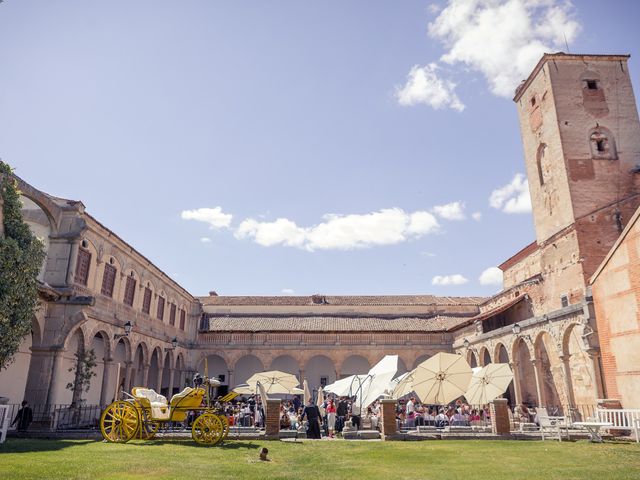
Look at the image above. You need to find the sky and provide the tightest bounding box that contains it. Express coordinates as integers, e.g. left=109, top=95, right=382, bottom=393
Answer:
left=1, top=0, right=639, bottom=297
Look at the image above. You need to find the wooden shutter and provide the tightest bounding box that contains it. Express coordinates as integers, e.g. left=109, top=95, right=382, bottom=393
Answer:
left=142, top=287, right=152, bottom=314
left=169, top=303, right=176, bottom=326
left=124, top=276, right=136, bottom=306
left=101, top=264, right=116, bottom=297
left=179, top=310, right=186, bottom=330
left=157, top=296, right=165, bottom=321
left=75, top=248, right=91, bottom=286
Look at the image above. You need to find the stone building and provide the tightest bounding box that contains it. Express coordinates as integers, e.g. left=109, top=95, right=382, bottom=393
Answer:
left=1, top=52, right=639, bottom=416
left=453, top=53, right=640, bottom=416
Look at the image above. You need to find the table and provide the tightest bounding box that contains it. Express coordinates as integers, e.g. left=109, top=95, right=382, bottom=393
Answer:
left=573, top=421, right=613, bottom=443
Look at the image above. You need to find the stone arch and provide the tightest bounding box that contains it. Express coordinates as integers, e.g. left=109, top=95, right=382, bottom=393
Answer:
left=0, top=316, right=41, bottom=403
left=412, top=354, right=430, bottom=369
left=17, top=191, right=58, bottom=235
left=562, top=323, right=598, bottom=408
left=148, top=347, right=163, bottom=391
left=466, top=350, right=479, bottom=368
left=56, top=328, right=85, bottom=404
left=305, top=355, right=335, bottom=393
left=234, top=355, right=264, bottom=386
left=397, top=357, right=408, bottom=375
left=495, top=343, right=514, bottom=406
left=479, top=346, right=492, bottom=366
left=270, top=355, right=300, bottom=376
left=85, top=331, right=109, bottom=405
left=112, top=337, right=130, bottom=398
left=536, top=143, right=549, bottom=186
left=341, top=355, right=370, bottom=376
left=513, top=337, right=537, bottom=407
left=534, top=330, right=564, bottom=411
left=19, top=195, right=54, bottom=281
left=131, top=342, right=149, bottom=388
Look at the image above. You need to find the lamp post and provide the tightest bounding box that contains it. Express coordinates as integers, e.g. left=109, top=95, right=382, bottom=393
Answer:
left=165, top=337, right=178, bottom=352
left=114, top=321, right=133, bottom=339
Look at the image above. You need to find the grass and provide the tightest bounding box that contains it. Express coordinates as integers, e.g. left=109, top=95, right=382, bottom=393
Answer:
left=1, top=438, right=639, bottom=480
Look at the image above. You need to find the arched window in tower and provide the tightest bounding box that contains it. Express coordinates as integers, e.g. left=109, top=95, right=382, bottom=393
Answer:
left=589, top=127, right=617, bottom=160
left=536, top=143, right=549, bottom=186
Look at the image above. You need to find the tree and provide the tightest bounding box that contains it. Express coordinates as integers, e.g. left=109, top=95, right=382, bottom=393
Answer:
left=0, top=161, right=46, bottom=370
left=66, top=349, right=97, bottom=405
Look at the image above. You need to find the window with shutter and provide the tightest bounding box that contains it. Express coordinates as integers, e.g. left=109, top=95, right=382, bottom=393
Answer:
left=179, top=310, right=186, bottom=330
left=157, top=296, right=165, bottom=321
left=169, top=303, right=176, bottom=326
left=142, top=287, right=152, bottom=314
left=124, top=276, right=136, bottom=306
left=75, top=248, right=92, bottom=286
left=101, top=264, right=116, bottom=297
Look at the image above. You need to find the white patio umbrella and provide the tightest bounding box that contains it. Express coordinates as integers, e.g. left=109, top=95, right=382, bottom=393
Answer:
left=392, top=369, right=416, bottom=399
left=257, top=381, right=270, bottom=416
left=464, top=363, right=513, bottom=405
left=316, top=386, right=325, bottom=416
left=246, top=370, right=300, bottom=395
left=290, top=387, right=305, bottom=395
left=324, top=375, right=366, bottom=397
left=412, top=352, right=472, bottom=405
left=358, top=355, right=398, bottom=409
left=232, top=383, right=254, bottom=394
left=303, top=378, right=311, bottom=403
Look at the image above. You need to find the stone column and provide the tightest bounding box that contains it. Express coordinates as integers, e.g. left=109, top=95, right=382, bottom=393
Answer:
left=168, top=368, right=175, bottom=397
left=531, top=358, right=544, bottom=407
left=25, top=347, right=60, bottom=405
left=511, top=361, right=523, bottom=405
left=490, top=398, right=510, bottom=435
left=142, top=363, right=150, bottom=387
left=100, top=358, right=113, bottom=405
left=265, top=399, right=282, bottom=439
left=227, top=369, right=234, bottom=390
left=66, top=241, right=80, bottom=284
left=559, top=354, right=575, bottom=410
left=298, top=369, right=305, bottom=386
left=45, top=348, right=65, bottom=406
left=124, top=361, right=133, bottom=394
left=379, top=398, right=398, bottom=440
left=156, top=367, right=164, bottom=394
left=586, top=349, right=605, bottom=400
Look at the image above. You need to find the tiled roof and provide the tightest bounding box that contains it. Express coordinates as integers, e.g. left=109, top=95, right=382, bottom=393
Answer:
left=205, top=315, right=472, bottom=332
left=199, top=295, right=486, bottom=307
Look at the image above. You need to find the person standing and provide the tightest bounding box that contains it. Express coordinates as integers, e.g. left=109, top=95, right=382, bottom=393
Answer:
left=12, top=401, right=33, bottom=431
left=326, top=398, right=337, bottom=438
left=301, top=398, right=322, bottom=439
left=336, top=396, right=348, bottom=433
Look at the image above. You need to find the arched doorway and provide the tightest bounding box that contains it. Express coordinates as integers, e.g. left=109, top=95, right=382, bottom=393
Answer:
left=467, top=350, right=478, bottom=368
left=341, top=355, right=370, bottom=377
left=535, top=332, right=563, bottom=413
left=148, top=348, right=162, bottom=391
left=413, top=354, right=430, bottom=369
left=131, top=343, right=146, bottom=389
left=305, top=355, right=335, bottom=392
left=496, top=343, right=514, bottom=407
left=397, top=357, right=408, bottom=375
left=270, top=355, right=299, bottom=377
left=112, top=338, right=129, bottom=400
left=480, top=347, right=492, bottom=367
left=513, top=338, right=537, bottom=407
left=86, top=332, right=108, bottom=405
left=199, top=354, right=229, bottom=397
left=57, top=329, right=85, bottom=405
left=234, top=355, right=264, bottom=386
left=161, top=352, right=173, bottom=398
left=563, top=324, right=598, bottom=409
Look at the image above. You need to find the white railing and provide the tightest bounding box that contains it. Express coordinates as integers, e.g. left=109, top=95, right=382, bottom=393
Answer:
left=0, top=405, right=10, bottom=443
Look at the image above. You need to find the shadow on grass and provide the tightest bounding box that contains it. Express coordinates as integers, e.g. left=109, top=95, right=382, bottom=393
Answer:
left=123, top=439, right=261, bottom=450
left=0, top=439, right=96, bottom=454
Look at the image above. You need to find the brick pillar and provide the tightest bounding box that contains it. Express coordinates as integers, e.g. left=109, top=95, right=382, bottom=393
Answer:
left=490, top=398, right=510, bottom=435
left=265, top=399, right=281, bottom=439
left=379, top=399, right=398, bottom=440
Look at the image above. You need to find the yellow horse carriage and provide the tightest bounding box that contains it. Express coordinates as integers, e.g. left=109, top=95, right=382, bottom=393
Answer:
left=100, top=376, right=237, bottom=445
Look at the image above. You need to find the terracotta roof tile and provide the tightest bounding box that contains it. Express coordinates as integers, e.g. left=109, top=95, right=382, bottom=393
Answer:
left=199, top=295, right=485, bottom=307
left=205, top=315, right=472, bottom=332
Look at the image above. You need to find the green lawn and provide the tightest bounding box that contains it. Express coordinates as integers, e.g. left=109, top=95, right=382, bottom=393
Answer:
left=1, top=438, right=639, bottom=480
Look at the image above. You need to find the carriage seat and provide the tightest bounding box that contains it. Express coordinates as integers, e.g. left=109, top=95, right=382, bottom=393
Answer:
left=131, top=387, right=170, bottom=420
left=169, top=387, right=195, bottom=407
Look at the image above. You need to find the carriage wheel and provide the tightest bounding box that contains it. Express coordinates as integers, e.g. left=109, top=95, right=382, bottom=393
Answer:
left=140, top=420, right=161, bottom=439
left=191, top=413, right=224, bottom=445
left=100, top=401, right=140, bottom=443
left=219, top=415, right=230, bottom=440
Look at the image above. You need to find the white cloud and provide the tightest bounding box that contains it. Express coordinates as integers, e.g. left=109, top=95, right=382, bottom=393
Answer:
left=432, top=274, right=469, bottom=286
left=479, top=266, right=504, bottom=286
left=428, top=3, right=442, bottom=14
left=181, top=207, right=233, bottom=229
left=399, top=0, right=581, bottom=107
left=396, top=63, right=465, bottom=111
left=432, top=201, right=466, bottom=220
left=489, top=173, right=532, bottom=214
left=421, top=251, right=437, bottom=258
left=200, top=237, right=212, bottom=243
left=235, top=208, right=440, bottom=252
left=472, top=211, right=482, bottom=221
left=281, top=288, right=295, bottom=295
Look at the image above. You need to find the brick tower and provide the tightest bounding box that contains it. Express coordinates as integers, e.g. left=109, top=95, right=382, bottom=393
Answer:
left=513, top=53, right=640, bottom=308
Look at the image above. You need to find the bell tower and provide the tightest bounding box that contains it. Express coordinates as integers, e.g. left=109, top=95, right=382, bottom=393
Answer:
left=514, top=53, right=640, bottom=287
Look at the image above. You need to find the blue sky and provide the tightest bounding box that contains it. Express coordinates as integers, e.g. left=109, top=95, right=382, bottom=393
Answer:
left=2, top=0, right=639, bottom=297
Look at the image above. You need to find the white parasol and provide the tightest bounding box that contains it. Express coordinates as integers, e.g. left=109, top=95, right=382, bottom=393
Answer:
left=316, top=386, right=325, bottom=416
left=246, top=370, right=300, bottom=395
left=324, top=375, right=366, bottom=397
left=412, top=352, right=472, bottom=405
left=392, top=369, right=416, bottom=399
left=303, top=378, right=311, bottom=403
left=232, top=383, right=254, bottom=394
left=357, top=355, right=398, bottom=409
left=257, top=381, right=269, bottom=416
left=464, top=363, right=513, bottom=405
